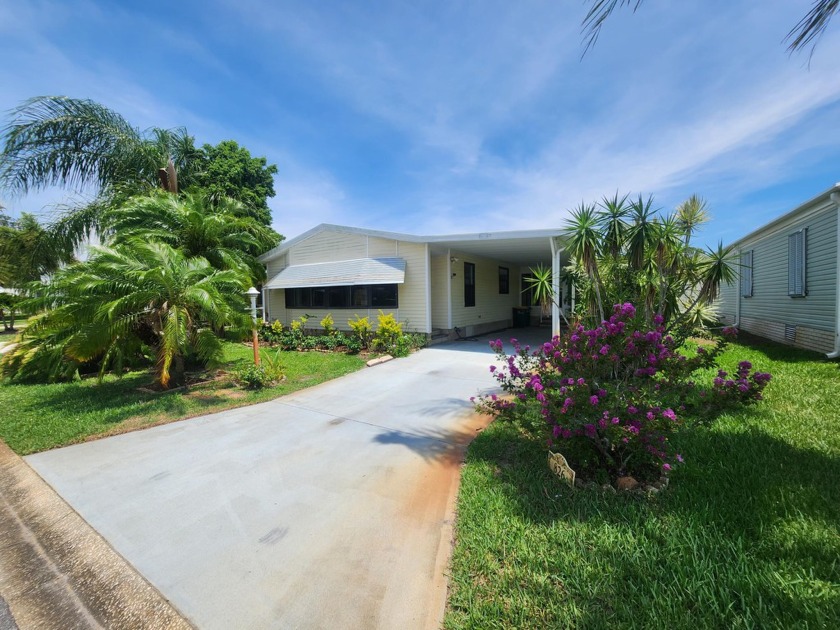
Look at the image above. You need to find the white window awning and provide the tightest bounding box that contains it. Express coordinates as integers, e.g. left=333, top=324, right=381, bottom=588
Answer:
left=265, top=258, right=406, bottom=289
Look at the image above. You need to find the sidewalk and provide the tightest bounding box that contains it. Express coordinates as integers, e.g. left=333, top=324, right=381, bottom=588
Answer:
left=0, top=440, right=193, bottom=629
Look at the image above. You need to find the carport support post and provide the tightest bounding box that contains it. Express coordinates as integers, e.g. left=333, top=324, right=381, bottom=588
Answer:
left=550, top=237, right=561, bottom=337
left=247, top=287, right=261, bottom=366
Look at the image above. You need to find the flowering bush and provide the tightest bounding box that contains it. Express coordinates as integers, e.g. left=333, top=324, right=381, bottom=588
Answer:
left=474, top=303, right=771, bottom=482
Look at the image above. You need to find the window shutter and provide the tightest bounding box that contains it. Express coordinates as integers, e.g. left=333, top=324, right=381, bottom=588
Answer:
left=788, top=229, right=807, bottom=297
left=740, top=250, right=753, bottom=297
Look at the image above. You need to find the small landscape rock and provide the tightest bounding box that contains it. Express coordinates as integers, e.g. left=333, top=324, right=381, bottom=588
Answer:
left=615, top=476, right=639, bottom=491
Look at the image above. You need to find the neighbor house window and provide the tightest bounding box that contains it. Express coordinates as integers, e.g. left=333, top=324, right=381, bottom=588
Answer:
left=498, top=267, right=509, bottom=294
left=740, top=250, right=753, bottom=298
left=788, top=229, right=807, bottom=297
left=285, top=284, right=398, bottom=309
left=464, top=262, right=476, bottom=307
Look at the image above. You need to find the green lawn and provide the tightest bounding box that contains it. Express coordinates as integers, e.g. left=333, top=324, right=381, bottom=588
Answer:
left=445, top=338, right=840, bottom=628
left=0, top=342, right=365, bottom=455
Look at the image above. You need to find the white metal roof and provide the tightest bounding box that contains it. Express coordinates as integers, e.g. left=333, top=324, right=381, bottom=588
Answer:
left=259, top=223, right=566, bottom=265
left=264, top=257, right=406, bottom=289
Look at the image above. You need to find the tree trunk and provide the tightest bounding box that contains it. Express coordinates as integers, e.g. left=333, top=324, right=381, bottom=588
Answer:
left=172, top=354, right=186, bottom=388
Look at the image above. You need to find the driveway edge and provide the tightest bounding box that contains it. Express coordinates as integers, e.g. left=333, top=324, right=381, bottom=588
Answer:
left=0, top=440, right=194, bottom=630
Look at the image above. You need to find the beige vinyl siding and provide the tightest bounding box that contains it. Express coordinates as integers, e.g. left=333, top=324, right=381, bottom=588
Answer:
left=430, top=254, right=449, bottom=329
left=450, top=250, right=519, bottom=329
left=716, top=279, right=737, bottom=325
left=267, top=230, right=430, bottom=333
left=265, top=253, right=288, bottom=320
left=266, top=253, right=288, bottom=280
left=289, top=231, right=367, bottom=265
left=738, top=205, right=837, bottom=334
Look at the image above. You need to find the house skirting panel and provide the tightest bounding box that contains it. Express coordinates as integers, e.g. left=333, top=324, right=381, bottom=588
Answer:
left=739, top=316, right=834, bottom=353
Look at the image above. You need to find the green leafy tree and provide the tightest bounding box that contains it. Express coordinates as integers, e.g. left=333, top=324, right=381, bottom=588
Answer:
left=185, top=140, right=279, bottom=227
left=0, top=292, right=22, bottom=332
left=1, top=241, right=250, bottom=387
left=0, top=212, right=74, bottom=288
left=582, top=0, right=839, bottom=55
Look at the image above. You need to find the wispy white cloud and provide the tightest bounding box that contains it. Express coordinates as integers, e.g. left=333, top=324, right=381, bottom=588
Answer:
left=2, top=0, right=839, bottom=249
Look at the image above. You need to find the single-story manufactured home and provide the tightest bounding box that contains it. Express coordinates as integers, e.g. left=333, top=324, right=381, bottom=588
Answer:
left=258, top=224, right=572, bottom=339
left=718, top=182, right=840, bottom=357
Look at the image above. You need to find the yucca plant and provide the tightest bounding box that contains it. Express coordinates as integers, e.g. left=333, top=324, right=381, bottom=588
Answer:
left=561, top=193, right=736, bottom=331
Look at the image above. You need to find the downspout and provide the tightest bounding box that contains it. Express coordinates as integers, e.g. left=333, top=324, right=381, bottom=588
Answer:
left=446, top=248, right=453, bottom=330
left=424, top=244, right=432, bottom=334
left=734, top=248, right=741, bottom=328
left=262, top=286, right=268, bottom=322
left=827, top=191, right=840, bottom=358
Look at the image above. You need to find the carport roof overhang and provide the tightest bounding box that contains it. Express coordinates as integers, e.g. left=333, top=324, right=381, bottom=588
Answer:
left=259, top=224, right=568, bottom=266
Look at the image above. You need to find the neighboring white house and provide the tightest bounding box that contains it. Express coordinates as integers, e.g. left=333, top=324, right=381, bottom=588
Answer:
left=718, top=182, right=840, bottom=357
left=258, top=224, right=572, bottom=339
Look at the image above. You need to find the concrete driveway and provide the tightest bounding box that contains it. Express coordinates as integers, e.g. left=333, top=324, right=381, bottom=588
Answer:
left=25, top=331, right=549, bottom=629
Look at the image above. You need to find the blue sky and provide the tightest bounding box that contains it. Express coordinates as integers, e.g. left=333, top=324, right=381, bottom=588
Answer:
left=1, top=0, right=839, bottom=248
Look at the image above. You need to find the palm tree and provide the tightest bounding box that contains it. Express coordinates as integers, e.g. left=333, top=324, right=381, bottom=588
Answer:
left=582, top=0, right=839, bottom=55
left=561, top=193, right=736, bottom=331
left=625, top=195, right=657, bottom=272
left=1, top=96, right=199, bottom=196
left=102, top=191, right=279, bottom=282
left=563, top=202, right=605, bottom=322
left=0, top=96, right=202, bottom=249
left=1, top=240, right=250, bottom=387
left=596, top=192, right=630, bottom=260
left=675, top=194, right=709, bottom=247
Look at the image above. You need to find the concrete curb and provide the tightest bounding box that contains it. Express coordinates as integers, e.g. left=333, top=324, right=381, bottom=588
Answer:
left=365, top=354, right=393, bottom=367
left=0, top=440, right=194, bottom=630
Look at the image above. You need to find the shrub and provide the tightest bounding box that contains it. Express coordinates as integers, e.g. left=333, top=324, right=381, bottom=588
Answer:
left=320, top=313, right=335, bottom=335
left=475, top=303, right=771, bottom=481
left=234, top=351, right=284, bottom=389
left=373, top=311, right=403, bottom=352
left=348, top=314, right=373, bottom=349
left=259, top=319, right=285, bottom=344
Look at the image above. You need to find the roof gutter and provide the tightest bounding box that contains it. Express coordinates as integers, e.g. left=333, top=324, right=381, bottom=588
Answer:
left=827, top=191, right=840, bottom=359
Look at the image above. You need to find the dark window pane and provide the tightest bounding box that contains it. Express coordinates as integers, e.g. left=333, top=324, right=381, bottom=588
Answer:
left=327, top=286, right=350, bottom=308
left=371, top=284, right=398, bottom=307
left=290, top=288, right=311, bottom=307
left=312, top=287, right=327, bottom=307
left=499, top=267, right=509, bottom=294
left=352, top=286, right=369, bottom=307
left=521, top=274, right=533, bottom=307
left=465, top=262, right=476, bottom=307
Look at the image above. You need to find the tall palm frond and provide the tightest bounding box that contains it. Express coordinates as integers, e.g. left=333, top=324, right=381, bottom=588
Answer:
left=582, top=0, right=839, bottom=55
left=675, top=194, right=709, bottom=247
left=563, top=202, right=605, bottom=322
left=596, top=191, right=630, bottom=259
left=625, top=195, right=657, bottom=272
left=786, top=0, right=840, bottom=53
left=581, top=0, right=642, bottom=54
left=103, top=191, right=279, bottom=282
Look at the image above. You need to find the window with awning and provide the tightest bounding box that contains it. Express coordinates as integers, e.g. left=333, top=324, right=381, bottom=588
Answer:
left=264, top=258, right=406, bottom=289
